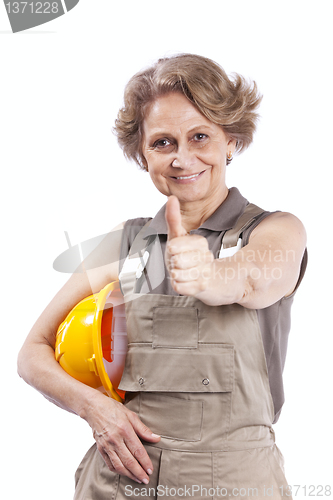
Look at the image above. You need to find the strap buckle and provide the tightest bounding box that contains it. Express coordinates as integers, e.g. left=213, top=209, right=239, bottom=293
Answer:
left=119, top=251, right=149, bottom=280
left=219, top=237, right=242, bottom=259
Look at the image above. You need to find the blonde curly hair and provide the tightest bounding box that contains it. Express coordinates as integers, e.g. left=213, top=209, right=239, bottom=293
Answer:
left=114, top=53, right=262, bottom=171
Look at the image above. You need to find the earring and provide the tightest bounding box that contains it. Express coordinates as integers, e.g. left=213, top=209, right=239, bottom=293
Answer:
left=227, top=152, right=233, bottom=162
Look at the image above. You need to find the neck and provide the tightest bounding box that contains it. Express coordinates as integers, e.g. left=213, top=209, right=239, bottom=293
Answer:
left=178, top=186, right=229, bottom=232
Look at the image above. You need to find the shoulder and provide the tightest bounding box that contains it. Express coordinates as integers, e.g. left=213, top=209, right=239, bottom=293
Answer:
left=123, top=217, right=153, bottom=242
left=124, top=217, right=153, bottom=229
left=250, top=211, right=307, bottom=245
left=119, top=217, right=153, bottom=264
left=249, top=211, right=307, bottom=297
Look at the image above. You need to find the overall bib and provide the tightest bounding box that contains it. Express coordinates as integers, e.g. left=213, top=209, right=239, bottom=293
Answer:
left=74, top=205, right=292, bottom=500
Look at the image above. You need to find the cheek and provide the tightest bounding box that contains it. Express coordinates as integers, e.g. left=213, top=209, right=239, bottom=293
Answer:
left=147, top=154, right=169, bottom=175
left=198, top=143, right=226, bottom=165
left=147, top=163, right=165, bottom=186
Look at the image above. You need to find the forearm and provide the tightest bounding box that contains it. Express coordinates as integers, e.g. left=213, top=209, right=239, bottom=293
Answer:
left=17, top=334, right=160, bottom=484
left=17, top=253, right=122, bottom=418
left=196, top=243, right=302, bottom=309
left=194, top=253, right=253, bottom=307
left=169, top=212, right=306, bottom=309
left=17, top=338, right=104, bottom=420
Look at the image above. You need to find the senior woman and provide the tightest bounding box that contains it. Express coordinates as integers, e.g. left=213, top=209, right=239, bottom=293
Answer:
left=18, top=54, right=307, bottom=500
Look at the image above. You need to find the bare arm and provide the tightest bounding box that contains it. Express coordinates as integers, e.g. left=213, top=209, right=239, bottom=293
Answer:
left=17, top=222, right=159, bottom=484
left=165, top=197, right=307, bottom=309
left=234, top=212, right=306, bottom=308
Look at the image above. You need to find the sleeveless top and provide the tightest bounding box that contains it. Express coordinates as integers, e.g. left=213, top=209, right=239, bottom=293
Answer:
left=119, top=187, right=307, bottom=423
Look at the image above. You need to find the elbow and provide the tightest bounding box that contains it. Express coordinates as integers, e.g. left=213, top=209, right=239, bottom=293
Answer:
left=236, top=261, right=269, bottom=309
left=17, top=344, right=29, bottom=382
left=17, top=341, right=39, bottom=385
left=237, top=275, right=257, bottom=309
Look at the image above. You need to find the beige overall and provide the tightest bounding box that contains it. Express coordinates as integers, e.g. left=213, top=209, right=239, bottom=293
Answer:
left=74, top=205, right=292, bottom=500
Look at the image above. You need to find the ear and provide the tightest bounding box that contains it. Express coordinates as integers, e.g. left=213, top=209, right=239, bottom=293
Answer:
left=140, top=154, right=149, bottom=172
left=227, top=137, right=237, bottom=155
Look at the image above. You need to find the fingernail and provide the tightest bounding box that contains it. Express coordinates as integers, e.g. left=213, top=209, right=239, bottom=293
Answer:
left=142, top=478, right=149, bottom=485
left=147, top=468, right=153, bottom=475
left=151, top=433, right=160, bottom=438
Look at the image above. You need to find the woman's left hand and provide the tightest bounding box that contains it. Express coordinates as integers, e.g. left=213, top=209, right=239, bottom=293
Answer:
left=165, top=196, right=214, bottom=297
left=165, top=195, right=307, bottom=309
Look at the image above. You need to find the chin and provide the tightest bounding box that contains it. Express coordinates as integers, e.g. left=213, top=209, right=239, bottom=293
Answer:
left=171, top=191, right=208, bottom=204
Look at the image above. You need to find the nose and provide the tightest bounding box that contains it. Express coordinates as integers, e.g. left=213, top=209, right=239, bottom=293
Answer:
left=171, top=144, right=196, bottom=170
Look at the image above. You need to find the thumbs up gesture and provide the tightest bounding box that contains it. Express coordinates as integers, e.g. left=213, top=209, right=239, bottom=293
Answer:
left=165, top=196, right=214, bottom=298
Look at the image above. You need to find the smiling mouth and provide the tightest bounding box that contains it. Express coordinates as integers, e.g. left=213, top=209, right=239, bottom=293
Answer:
left=171, top=171, right=204, bottom=180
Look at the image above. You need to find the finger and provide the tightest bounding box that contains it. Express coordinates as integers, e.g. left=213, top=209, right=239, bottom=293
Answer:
left=126, top=412, right=160, bottom=472
left=170, top=260, right=212, bottom=287
left=126, top=410, right=161, bottom=443
left=114, top=441, right=151, bottom=484
left=96, top=428, right=151, bottom=484
left=171, top=250, right=214, bottom=270
left=97, top=446, right=142, bottom=483
left=115, top=434, right=153, bottom=483
left=171, top=278, right=209, bottom=296
left=170, top=267, right=201, bottom=282
left=165, top=195, right=187, bottom=240
left=167, top=234, right=210, bottom=255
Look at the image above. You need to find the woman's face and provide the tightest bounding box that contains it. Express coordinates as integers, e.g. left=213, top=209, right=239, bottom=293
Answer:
left=142, top=92, right=236, bottom=207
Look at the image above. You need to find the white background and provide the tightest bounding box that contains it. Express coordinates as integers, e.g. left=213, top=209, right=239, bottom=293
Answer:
left=1, top=1, right=332, bottom=498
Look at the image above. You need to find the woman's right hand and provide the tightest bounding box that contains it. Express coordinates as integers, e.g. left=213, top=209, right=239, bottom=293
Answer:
left=17, top=221, right=159, bottom=485
left=85, top=392, right=161, bottom=484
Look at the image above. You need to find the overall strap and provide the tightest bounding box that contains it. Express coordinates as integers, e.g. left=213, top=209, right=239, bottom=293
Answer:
left=221, top=203, right=266, bottom=249
left=119, top=220, right=156, bottom=297
left=120, top=203, right=269, bottom=295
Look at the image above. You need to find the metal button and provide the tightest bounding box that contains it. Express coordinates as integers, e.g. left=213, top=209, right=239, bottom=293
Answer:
left=138, top=377, right=144, bottom=386
left=202, top=378, right=210, bottom=386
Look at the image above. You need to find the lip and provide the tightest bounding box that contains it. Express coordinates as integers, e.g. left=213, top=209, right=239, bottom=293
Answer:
left=169, top=170, right=206, bottom=184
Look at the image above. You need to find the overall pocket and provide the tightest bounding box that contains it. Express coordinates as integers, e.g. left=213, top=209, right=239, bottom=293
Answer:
left=118, top=342, right=234, bottom=393
left=138, top=393, right=204, bottom=441
left=119, top=304, right=234, bottom=392
left=119, top=302, right=235, bottom=442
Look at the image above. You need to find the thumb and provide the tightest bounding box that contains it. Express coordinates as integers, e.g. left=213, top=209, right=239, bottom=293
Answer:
left=165, top=195, right=187, bottom=240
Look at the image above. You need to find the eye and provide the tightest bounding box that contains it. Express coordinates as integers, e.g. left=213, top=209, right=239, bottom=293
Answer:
left=193, top=133, right=208, bottom=142
left=152, top=138, right=172, bottom=149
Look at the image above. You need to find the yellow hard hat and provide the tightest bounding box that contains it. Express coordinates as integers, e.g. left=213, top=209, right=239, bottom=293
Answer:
left=55, top=281, right=127, bottom=402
